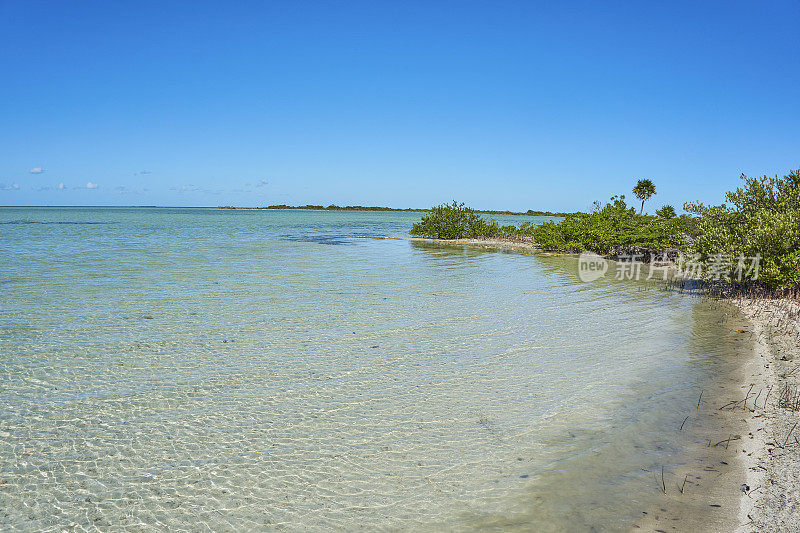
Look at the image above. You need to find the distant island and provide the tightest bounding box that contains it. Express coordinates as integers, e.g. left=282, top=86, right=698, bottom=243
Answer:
left=218, top=204, right=572, bottom=217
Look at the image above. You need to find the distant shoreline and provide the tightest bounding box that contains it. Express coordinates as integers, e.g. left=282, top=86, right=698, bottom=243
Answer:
left=218, top=205, right=572, bottom=217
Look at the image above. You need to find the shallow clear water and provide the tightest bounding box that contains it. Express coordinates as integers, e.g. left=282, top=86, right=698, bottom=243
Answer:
left=0, top=207, right=749, bottom=531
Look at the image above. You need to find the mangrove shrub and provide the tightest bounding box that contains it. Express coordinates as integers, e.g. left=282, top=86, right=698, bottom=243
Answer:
left=684, top=170, right=800, bottom=290
left=525, top=195, right=688, bottom=253
left=410, top=201, right=500, bottom=239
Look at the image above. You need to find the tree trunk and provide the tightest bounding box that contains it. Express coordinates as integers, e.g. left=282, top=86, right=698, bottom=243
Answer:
left=640, top=200, right=644, bottom=214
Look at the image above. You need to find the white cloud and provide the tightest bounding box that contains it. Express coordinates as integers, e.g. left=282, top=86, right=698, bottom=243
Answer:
left=29, top=167, right=44, bottom=174
left=1, top=183, right=20, bottom=191
left=58, top=182, right=65, bottom=190
left=86, top=181, right=98, bottom=189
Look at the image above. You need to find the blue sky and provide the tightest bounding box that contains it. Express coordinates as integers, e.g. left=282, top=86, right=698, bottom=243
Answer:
left=1, top=1, right=798, bottom=212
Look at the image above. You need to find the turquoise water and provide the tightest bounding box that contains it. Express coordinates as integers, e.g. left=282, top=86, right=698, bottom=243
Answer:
left=0, top=208, right=748, bottom=531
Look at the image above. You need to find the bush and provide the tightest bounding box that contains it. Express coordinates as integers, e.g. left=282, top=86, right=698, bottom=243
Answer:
left=523, top=195, right=688, bottom=253
left=684, top=170, right=800, bottom=290
left=410, top=201, right=500, bottom=239
left=656, top=205, right=677, bottom=219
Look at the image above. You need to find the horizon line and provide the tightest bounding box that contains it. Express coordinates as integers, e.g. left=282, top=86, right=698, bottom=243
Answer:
left=0, top=204, right=572, bottom=214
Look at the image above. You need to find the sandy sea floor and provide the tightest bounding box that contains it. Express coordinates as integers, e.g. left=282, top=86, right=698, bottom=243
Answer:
left=1, top=219, right=796, bottom=531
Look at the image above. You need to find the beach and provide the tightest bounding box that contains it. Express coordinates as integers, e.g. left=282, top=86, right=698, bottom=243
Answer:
left=734, top=298, right=800, bottom=531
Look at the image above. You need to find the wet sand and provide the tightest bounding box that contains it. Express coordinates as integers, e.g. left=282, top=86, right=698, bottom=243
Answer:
left=633, top=300, right=761, bottom=532
left=409, top=236, right=543, bottom=254
left=733, top=298, right=800, bottom=532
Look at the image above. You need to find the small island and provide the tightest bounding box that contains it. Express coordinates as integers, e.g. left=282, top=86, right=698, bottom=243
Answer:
left=218, top=204, right=572, bottom=217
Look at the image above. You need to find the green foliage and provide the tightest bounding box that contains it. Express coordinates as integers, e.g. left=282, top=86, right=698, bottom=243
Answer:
left=523, top=195, right=688, bottom=253
left=499, top=225, right=519, bottom=235
left=632, top=179, right=657, bottom=214
left=655, top=205, right=676, bottom=218
left=408, top=171, right=799, bottom=292
left=410, top=201, right=500, bottom=239
left=684, top=170, right=800, bottom=290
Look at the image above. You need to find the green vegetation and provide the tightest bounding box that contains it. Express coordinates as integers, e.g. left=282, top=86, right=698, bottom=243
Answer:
left=632, top=179, right=657, bottom=214
left=684, top=170, right=800, bottom=290
left=409, top=201, right=500, bottom=239
left=219, top=204, right=571, bottom=216
left=410, top=170, right=800, bottom=293
left=655, top=205, right=676, bottom=219
left=410, top=195, right=687, bottom=252
left=477, top=208, right=570, bottom=217
left=516, top=195, right=688, bottom=253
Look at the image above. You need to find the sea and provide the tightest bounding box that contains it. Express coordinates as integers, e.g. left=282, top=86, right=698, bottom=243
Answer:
left=0, top=207, right=751, bottom=531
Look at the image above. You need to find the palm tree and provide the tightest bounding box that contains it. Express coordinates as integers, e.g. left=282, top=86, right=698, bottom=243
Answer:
left=632, top=179, right=656, bottom=214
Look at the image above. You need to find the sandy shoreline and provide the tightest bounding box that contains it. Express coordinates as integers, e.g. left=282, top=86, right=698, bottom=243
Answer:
left=409, top=236, right=545, bottom=254
left=733, top=298, right=800, bottom=532
left=632, top=295, right=800, bottom=533
left=411, top=236, right=800, bottom=531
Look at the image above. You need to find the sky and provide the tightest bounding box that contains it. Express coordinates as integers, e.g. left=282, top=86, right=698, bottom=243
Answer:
left=0, top=1, right=798, bottom=212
